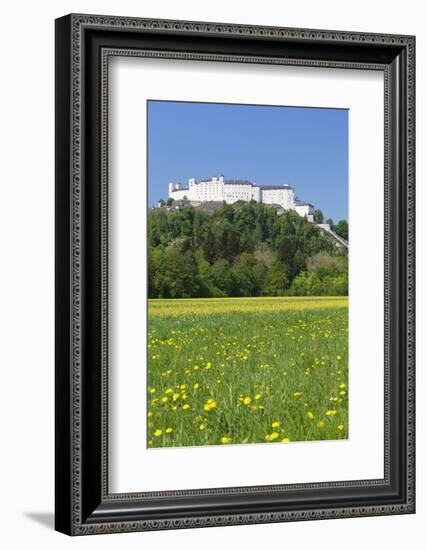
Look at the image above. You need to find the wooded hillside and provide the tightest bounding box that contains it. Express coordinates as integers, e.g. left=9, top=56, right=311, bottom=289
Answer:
left=148, top=202, right=348, bottom=298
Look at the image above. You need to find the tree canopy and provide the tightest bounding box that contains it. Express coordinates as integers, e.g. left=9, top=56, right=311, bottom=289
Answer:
left=148, top=201, right=348, bottom=298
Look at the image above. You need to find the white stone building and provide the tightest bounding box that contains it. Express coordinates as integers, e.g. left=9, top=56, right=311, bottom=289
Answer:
left=168, top=175, right=314, bottom=220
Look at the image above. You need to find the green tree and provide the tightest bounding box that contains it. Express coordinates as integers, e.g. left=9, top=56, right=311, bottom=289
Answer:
left=147, top=202, right=348, bottom=298
left=196, top=250, right=225, bottom=297
left=334, top=220, right=349, bottom=241
left=263, top=261, right=289, bottom=296
left=289, top=253, right=348, bottom=296
left=231, top=253, right=266, bottom=297
left=203, top=229, right=217, bottom=264
left=314, top=209, right=324, bottom=223
left=212, top=259, right=233, bottom=296
left=159, top=247, right=201, bottom=298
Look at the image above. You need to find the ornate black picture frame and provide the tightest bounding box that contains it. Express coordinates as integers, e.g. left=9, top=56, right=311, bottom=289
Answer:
left=55, top=13, right=415, bottom=535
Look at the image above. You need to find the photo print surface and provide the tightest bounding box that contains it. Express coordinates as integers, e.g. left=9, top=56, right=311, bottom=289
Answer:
left=147, top=100, right=348, bottom=449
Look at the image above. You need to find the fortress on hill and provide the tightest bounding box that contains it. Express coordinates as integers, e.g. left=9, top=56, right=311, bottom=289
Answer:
left=168, top=175, right=315, bottom=221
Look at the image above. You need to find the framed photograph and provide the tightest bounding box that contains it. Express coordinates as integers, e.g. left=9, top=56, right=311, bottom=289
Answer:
left=55, top=14, right=415, bottom=535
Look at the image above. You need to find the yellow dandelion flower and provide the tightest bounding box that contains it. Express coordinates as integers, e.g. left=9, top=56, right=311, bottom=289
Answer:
left=199, top=424, right=205, bottom=430
left=265, top=432, right=279, bottom=442
left=281, top=438, right=290, bottom=443
left=172, top=393, right=180, bottom=401
left=221, top=436, right=231, bottom=444
left=204, top=400, right=217, bottom=412
left=340, top=390, right=346, bottom=396
left=165, top=427, right=173, bottom=433
left=180, top=384, right=187, bottom=390
left=182, top=404, right=190, bottom=410
left=193, top=383, right=200, bottom=389
left=293, top=391, right=301, bottom=397
left=325, top=409, right=337, bottom=416
left=336, top=355, right=342, bottom=361
left=161, top=397, right=169, bottom=403
left=307, top=411, right=315, bottom=420
left=317, top=420, right=325, bottom=428
left=254, top=394, right=261, bottom=400
left=149, top=388, right=156, bottom=394
left=172, top=406, right=177, bottom=411
left=339, top=383, right=346, bottom=389
left=243, top=397, right=252, bottom=405
left=271, top=421, right=280, bottom=428
left=154, top=429, right=162, bottom=437
left=205, top=362, right=212, bottom=369
left=165, top=388, right=173, bottom=394
left=147, top=411, right=153, bottom=418
left=338, top=424, right=345, bottom=431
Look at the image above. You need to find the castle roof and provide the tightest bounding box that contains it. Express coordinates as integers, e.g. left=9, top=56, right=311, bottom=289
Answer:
left=295, top=201, right=314, bottom=207
left=224, top=179, right=256, bottom=186
left=261, top=184, right=293, bottom=190
left=170, top=177, right=294, bottom=192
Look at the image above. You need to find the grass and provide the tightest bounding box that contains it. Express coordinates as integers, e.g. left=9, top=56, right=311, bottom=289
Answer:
left=147, top=296, right=348, bottom=448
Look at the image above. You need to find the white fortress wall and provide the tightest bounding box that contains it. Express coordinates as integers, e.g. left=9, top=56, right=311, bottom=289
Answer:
left=223, top=182, right=258, bottom=204
left=167, top=176, right=314, bottom=220
left=261, top=187, right=295, bottom=209
left=169, top=188, right=189, bottom=201
left=294, top=204, right=314, bottom=217
left=194, top=178, right=224, bottom=201
left=168, top=182, right=188, bottom=200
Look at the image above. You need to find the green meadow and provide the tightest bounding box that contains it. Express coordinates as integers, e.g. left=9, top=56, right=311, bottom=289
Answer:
left=147, top=296, right=348, bottom=448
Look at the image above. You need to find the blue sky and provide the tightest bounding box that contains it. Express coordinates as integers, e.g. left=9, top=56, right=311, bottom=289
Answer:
left=147, top=101, right=348, bottom=222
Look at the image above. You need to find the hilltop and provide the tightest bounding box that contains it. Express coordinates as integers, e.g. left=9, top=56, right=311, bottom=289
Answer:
left=148, top=201, right=348, bottom=299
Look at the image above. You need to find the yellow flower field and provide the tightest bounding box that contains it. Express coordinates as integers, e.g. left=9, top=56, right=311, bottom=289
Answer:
left=149, top=296, right=347, bottom=317
left=147, top=296, right=348, bottom=448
